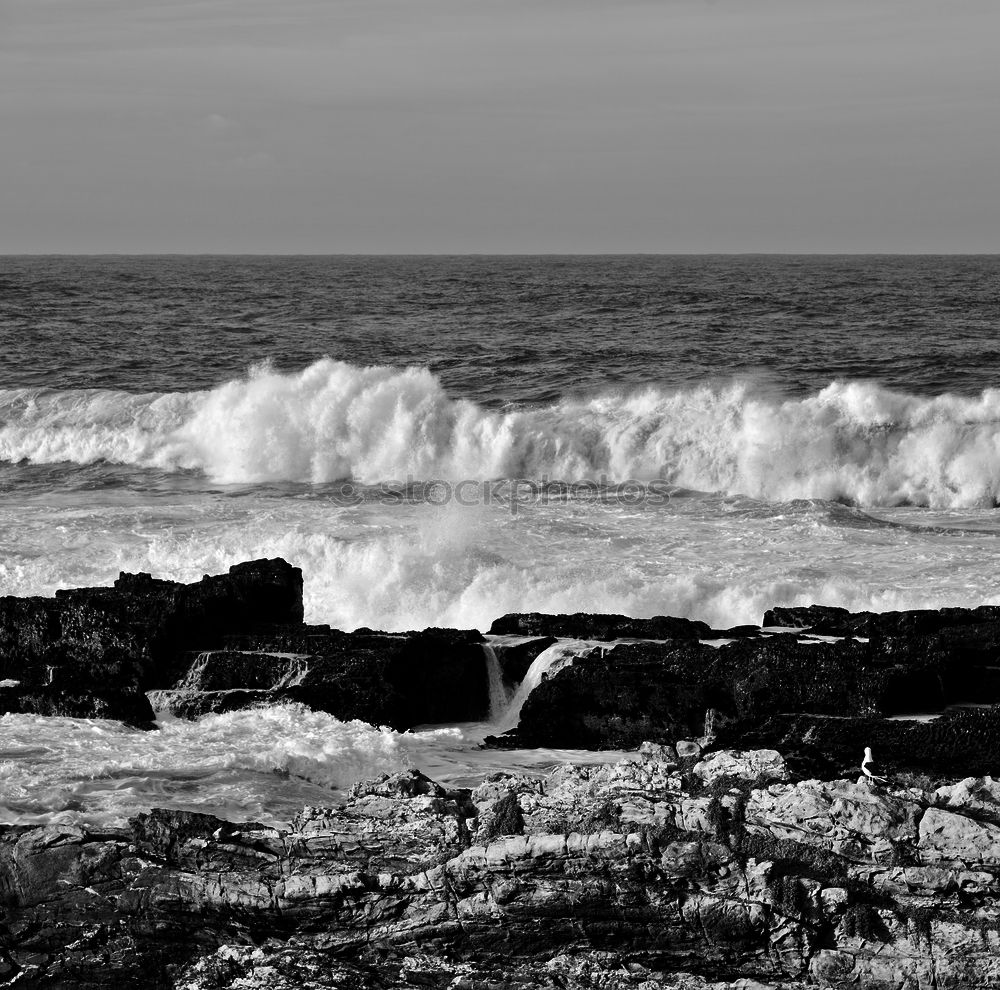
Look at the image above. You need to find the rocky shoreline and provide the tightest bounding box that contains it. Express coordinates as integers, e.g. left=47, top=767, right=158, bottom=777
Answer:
left=7, top=751, right=1000, bottom=988
left=6, top=559, right=1000, bottom=987
left=6, top=559, right=1000, bottom=776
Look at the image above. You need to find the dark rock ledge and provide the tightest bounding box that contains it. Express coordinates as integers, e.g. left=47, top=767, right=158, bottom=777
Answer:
left=488, top=606, right=1000, bottom=778
left=6, top=560, right=1000, bottom=782
left=6, top=753, right=1000, bottom=988
left=0, top=559, right=304, bottom=727
left=0, top=559, right=489, bottom=729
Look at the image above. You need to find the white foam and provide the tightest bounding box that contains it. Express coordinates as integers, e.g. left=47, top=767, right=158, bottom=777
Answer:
left=6, top=362, right=1000, bottom=506
left=0, top=704, right=634, bottom=829
left=2, top=482, right=1000, bottom=635
left=0, top=705, right=459, bottom=828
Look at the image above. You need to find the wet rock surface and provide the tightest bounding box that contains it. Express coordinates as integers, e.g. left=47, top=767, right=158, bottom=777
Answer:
left=7, top=754, right=1000, bottom=988
left=495, top=636, right=901, bottom=751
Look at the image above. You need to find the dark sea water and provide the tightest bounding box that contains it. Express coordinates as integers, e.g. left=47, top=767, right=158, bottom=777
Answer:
left=2, top=254, right=1000, bottom=826
left=3, top=255, right=999, bottom=399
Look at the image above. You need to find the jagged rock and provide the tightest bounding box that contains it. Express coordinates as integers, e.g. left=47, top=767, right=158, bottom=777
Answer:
left=8, top=752, right=1000, bottom=988
left=935, top=776, right=1000, bottom=816
left=502, top=635, right=899, bottom=749
left=503, top=640, right=714, bottom=748
left=10, top=572, right=1000, bottom=745
left=177, top=946, right=771, bottom=990
left=762, top=604, right=865, bottom=634
left=0, top=684, right=155, bottom=727
left=919, top=806, right=1000, bottom=865
left=0, top=560, right=493, bottom=728
left=498, top=618, right=1000, bottom=756
left=349, top=769, right=449, bottom=800
left=743, top=778, right=923, bottom=862
left=638, top=740, right=678, bottom=763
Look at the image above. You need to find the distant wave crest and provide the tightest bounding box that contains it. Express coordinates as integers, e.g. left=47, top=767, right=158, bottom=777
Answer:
left=2, top=358, right=1000, bottom=507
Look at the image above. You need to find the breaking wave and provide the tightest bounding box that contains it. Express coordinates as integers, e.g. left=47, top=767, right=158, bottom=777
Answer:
left=4, top=359, right=1000, bottom=506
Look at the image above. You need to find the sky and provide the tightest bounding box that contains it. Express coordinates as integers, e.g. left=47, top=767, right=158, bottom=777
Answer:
left=2, top=0, right=998, bottom=253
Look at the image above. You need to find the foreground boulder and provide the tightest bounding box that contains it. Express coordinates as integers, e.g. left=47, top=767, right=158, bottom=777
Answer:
left=7, top=753, right=1000, bottom=988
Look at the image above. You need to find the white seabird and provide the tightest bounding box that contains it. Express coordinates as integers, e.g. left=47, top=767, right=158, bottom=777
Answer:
left=861, top=746, right=887, bottom=785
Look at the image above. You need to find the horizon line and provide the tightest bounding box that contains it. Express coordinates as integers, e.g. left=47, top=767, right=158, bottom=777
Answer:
left=3, top=251, right=999, bottom=258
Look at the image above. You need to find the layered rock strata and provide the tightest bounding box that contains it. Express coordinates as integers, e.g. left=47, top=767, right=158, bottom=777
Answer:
left=6, top=752, right=1000, bottom=988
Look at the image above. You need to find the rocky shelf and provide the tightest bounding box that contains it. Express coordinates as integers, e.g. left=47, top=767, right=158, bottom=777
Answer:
left=7, top=750, right=1000, bottom=988
left=6, top=560, right=1000, bottom=781
left=8, top=561, right=1000, bottom=985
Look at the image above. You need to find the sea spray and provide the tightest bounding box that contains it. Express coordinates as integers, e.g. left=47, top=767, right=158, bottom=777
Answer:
left=4, top=485, right=1000, bottom=635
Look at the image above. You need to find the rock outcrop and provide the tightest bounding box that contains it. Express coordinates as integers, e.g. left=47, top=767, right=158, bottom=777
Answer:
left=7, top=752, right=1000, bottom=988
left=491, top=603, right=1000, bottom=761
left=0, top=559, right=303, bottom=727
left=8, top=564, right=1000, bottom=756
left=494, top=635, right=922, bottom=750
left=0, top=562, right=492, bottom=729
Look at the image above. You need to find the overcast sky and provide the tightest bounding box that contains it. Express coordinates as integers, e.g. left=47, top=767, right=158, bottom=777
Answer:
left=2, top=0, right=998, bottom=253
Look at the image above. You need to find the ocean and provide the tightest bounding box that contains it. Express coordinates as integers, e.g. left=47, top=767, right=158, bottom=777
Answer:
left=2, top=253, right=1000, bottom=827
